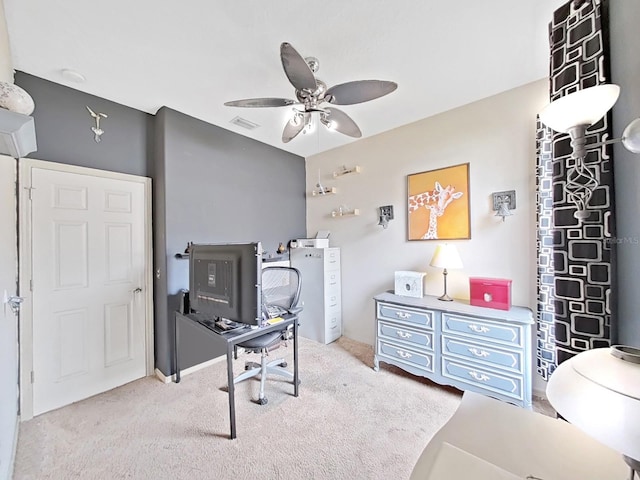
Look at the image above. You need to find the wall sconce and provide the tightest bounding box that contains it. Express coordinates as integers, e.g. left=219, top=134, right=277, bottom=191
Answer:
left=539, top=84, right=640, bottom=221
left=492, top=190, right=515, bottom=222
left=378, top=205, right=394, bottom=229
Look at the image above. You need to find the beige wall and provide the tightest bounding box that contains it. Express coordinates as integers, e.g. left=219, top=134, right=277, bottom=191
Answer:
left=0, top=0, right=14, bottom=82
left=305, top=79, right=548, bottom=349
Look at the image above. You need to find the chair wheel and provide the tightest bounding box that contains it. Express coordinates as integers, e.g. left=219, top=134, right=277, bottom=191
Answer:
left=279, top=362, right=287, bottom=368
left=258, top=397, right=268, bottom=405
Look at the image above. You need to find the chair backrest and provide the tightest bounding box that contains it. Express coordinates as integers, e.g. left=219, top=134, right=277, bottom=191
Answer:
left=261, top=266, right=302, bottom=318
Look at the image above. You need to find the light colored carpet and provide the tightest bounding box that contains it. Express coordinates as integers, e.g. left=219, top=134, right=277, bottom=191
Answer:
left=13, top=337, right=464, bottom=479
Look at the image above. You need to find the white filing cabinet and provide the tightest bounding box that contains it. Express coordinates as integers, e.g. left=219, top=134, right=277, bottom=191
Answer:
left=290, top=247, right=342, bottom=344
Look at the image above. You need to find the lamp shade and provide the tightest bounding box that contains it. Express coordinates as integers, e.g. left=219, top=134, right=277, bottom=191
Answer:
left=539, top=84, right=620, bottom=133
left=622, top=118, right=640, bottom=154
left=429, top=244, right=462, bottom=269
left=546, top=346, right=640, bottom=463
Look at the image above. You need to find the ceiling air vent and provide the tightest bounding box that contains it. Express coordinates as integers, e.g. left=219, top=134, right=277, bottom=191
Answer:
left=230, top=116, right=259, bottom=130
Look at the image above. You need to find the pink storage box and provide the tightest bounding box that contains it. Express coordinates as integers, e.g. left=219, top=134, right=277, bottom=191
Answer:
left=469, top=277, right=512, bottom=311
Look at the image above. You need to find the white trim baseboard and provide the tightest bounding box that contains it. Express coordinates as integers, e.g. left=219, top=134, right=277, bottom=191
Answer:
left=154, top=354, right=227, bottom=383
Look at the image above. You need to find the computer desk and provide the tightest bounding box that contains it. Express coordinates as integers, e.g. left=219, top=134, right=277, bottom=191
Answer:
left=173, top=311, right=299, bottom=439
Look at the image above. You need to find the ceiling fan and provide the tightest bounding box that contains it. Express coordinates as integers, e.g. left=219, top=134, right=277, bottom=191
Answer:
left=224, top=42, right=398, bottom=143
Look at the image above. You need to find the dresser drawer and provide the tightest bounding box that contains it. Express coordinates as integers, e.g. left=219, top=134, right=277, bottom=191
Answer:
left=377, top=302, right=434, bottom=329
left=378, top=340, right=434, bottom=373
left=441, top=336, right=523, bottom=374
left=441, top=313, right=523, bottom=347
left=379, top=321, right=433, bottom=352
left=441, top=357, right=523, bottom=401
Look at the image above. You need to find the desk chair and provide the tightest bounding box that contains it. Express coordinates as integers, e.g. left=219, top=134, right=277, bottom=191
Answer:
left=234, top=266, right=302, bottom=405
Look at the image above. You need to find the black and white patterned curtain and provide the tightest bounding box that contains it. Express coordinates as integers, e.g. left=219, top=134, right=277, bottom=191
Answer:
left=536, top=0, right=616, bottom=380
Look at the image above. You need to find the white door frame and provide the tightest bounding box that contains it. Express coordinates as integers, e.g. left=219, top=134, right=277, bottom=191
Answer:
left=18, top=158, right=154, bottom=420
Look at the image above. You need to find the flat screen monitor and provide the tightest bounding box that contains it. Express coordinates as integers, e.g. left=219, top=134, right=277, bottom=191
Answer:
left=188, top=242, right=262, bottom=326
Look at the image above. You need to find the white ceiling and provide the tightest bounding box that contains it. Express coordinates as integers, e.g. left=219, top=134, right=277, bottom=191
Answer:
left=4, top=0, right=566, bottom=158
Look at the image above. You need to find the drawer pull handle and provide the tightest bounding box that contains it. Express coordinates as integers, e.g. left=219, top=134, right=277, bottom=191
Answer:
left=468, top=371, right=490, bottom=382
left=396, top=331, right=412, bottom=339
left=468, top=348, right=490, bottom=358
left=468, top=324, right=490, bottom=333
left=395, top=312, right=411, bottom=319
left=396, top=350, right=412, bottom=359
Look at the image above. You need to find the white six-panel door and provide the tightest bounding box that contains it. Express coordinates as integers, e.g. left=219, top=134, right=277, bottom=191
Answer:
left=19, top=160, right=153, bottom=418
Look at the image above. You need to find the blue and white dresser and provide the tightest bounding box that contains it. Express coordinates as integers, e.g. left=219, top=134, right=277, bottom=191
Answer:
left=374, top=292, right=534, bottom=409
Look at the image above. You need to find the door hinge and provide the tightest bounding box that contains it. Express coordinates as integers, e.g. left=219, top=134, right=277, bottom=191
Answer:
left=30, top=279, right=33, bottom=291
left=30, top=371, right=34, bottom=384
left=24, top=186, right=35, bottom=200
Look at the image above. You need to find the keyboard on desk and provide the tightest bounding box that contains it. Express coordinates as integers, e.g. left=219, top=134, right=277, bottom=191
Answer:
left=191, top=314, right=246, bottom=334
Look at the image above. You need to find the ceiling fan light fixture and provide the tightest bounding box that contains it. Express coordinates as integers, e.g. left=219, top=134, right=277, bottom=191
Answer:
left=303, top=114, right=315, bottom=134
left=225, top=42, right=398, bottom=144
left=320, top=114, right=336, bottom=131
left=290, top=110, right=304, bottom=126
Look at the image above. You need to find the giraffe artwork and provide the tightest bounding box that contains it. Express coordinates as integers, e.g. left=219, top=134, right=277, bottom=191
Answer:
left=407, top=163, right=470, bottom=240
left=409, top=182, right=463, bottom=239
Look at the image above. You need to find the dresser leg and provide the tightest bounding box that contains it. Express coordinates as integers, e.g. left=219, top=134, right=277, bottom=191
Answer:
left=373, top=355, right=380, bottom=372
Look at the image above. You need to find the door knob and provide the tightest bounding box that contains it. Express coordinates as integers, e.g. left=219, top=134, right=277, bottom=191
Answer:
left=133, top=287, right=143, bottom=294
left=3, top=291, right=24, bottom=315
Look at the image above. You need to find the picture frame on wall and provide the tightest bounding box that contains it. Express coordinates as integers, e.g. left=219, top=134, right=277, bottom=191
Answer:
left=407, top=162, right=470, bottom=241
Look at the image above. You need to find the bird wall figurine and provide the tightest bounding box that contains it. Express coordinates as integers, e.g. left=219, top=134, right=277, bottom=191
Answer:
left=86, top=106, right=108, bottom=143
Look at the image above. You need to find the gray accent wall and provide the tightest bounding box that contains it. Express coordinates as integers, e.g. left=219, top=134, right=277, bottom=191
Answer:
left=610, top=0, right=640, bottom=347
left=12, top=74, right=307, bottom=379
left=154, top=107, right=306, bottom=374
left=15, top=73, right=151, bottom=176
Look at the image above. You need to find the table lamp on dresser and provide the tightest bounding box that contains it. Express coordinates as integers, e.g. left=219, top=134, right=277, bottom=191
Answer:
left=546, top=345, right=640, bottom=480
left=429, top=243, right=462, bottom=302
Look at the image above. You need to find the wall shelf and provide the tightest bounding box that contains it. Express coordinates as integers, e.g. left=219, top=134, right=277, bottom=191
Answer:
left=331, top=208, right=360, bottom=218
left=312, top=187, right=337, bottom=196
left=333, top=165, right=361, bottom=178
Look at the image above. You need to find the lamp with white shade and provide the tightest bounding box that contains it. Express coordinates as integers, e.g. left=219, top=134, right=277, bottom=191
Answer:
left=429, top=243, right=462, bottom=302
left=546, top=345, right=640, bottom=480
left=538, top=84, right=640, bottom=221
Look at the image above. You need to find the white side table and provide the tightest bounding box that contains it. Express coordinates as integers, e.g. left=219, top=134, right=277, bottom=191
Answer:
left=411, top=391, right=627, bottom=480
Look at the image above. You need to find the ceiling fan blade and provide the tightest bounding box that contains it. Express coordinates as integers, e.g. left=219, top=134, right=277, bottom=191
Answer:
left=326, top=107, right=362, bottom=138
left=224, top=98, right=298, bottom=108
left=280, top=42, right=317, bottom=91
left=326, top=80, right=398, bottom=105
left=282, top=112, right=309, bottom=143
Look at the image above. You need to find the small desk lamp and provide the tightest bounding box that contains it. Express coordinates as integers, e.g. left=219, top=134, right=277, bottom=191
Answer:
left=546, top=345, right=640, bottom=480
left=429, top=244, right=462, bottom=302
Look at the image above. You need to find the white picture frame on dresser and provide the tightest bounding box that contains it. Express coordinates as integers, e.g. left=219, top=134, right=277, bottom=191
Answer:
left=373, top=291, right=534, bottom=409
